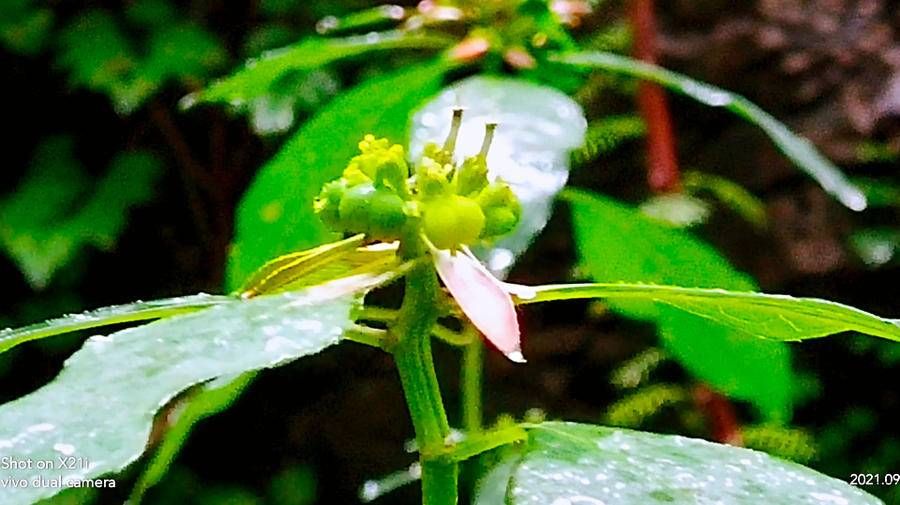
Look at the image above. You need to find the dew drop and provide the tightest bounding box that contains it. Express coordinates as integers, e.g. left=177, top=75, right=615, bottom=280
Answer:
left=53, top=443, right=76, bottom=456
left=28, top=423, right=55, bottom=433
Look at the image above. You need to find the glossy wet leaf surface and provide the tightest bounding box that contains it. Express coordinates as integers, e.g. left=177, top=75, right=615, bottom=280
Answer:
left=187, top=31, right=449, bottom=109
left=476, top=422, right=881, bottom=504
left=410, top=76, right=587, bottom=276
left=0, top=289, right=355, bottom=505
left=524, top=284, right=900, bottom=343
left=0, top=293, right=231, bottom=355
left=227, top=60, right=449, bottom=289
left=555, top=51, right=867, bottom=211
left=566, top=190, right=793, bottom=420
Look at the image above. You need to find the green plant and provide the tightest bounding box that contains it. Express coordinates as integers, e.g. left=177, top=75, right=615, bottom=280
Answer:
left=1, top=2, right=897, bottom=504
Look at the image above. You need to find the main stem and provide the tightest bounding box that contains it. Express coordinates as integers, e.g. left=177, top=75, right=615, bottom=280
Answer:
left=392, top=233, right=458, bottom=505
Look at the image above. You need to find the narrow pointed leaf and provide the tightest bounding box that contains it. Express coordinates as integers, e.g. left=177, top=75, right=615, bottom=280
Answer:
left=0, top=293, right=232, bottom=355
left=521, top=283, right=900, bottom=343
left=186, top=31, right=451, bottom=108
left=0, top=287, right=357, bottom=505
left=475, top=422, right=881, bottom=504
left=410, top=76, right=587, bottom=276
left=554, top=51, right=867, bottom=211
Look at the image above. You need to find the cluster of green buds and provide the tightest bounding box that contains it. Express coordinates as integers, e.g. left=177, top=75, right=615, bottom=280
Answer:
left=314, top=109, right=522, bottom=251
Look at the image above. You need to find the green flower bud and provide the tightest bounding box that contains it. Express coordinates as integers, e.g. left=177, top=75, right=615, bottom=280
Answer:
left=367, top=188, right=407, bottom=240
left=314, top=179, right=348, bottom=229
left=343, top=135, right=410, bottom=194
left=454, top=154, right=489, bottom=196
left=482, top=207, right=518, bottom=237
left=338, top=182, right=377, bottom=233
left=415, top=157, right=452, bottom=198
left=476, top=182, right=521, bottom=239
left=423, top=195, right=485, bottom=250
left=423, top=142, right=453, bottom=166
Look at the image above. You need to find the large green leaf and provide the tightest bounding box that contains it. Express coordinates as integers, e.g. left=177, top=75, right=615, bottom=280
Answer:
left=0, top=138, right=162, bottom=288
left=0, top=288, right=357, bottom=505
left=0, top=293, right=231, bottom=355
left=566, top=190, right=793, bottom=420
left=185, top=31, right=451, bottom=109
left=226, top=59, right=450, bottom=289
left=409, top=76, right=587, bottom=276
left=554, top=51, right=867, bottom=211
left=476, top=422, right=881, bottom=504
left=520, top=283, right=900, bottom=343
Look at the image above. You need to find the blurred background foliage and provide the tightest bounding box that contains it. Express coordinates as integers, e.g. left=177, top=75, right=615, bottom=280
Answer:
left=0, top=0, right=898, bottom=504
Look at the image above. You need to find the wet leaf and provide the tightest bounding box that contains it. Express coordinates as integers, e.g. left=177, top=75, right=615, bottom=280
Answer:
left=555, top=51, right=867, bottom=211
left=0, top=287, right=356, bottom=505
left=410, top=76, right=587, bottom=277
left=476, top=422, right=881, bottom=504
left=186, top=31, right=451, bottom=109
left=0, top=294, right=232, bottom=355
left=226, top=59, right=450, bottom=289
left=522, top=284, right=900, bottom=343
left=566, top=189, right=794, bottom=420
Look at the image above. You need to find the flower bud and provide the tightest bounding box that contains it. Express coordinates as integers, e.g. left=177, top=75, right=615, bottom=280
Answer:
left=477, top=182, right=521, bottom=238
left=368, top=188, right=407, bottom=240
left=415, top=157, right=452, bottom=198
left=338, top=182, right=377, bottom=233
left=454, top=155, right=489, bottom=196
left=482, top=207, right=518, bottom=237
left=423, top=195, right=485, bottom=250
left=314, top=179, right=348, bottom=229
left=344, top=135, right=410, bottom=193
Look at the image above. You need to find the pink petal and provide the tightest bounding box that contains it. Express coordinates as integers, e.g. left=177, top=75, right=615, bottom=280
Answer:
left=432, top=249, right=525, bottom=362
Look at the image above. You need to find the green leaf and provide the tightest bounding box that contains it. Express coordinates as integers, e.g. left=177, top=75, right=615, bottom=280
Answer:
left=226, top=59, right=450, bottom=289
left=56, top=10, right=136, bottom=99
left=683, top=171, right=768, bottom=230
left=572, top=114, right=645, bottom=165
left=0, top=287, right=357, bottom=505
left=475, top=422, right=882, bottom=504
left=521, top=283, right=900, bottom=343
left=185, top=31, right=451, bottom=109
left=554, top=51, right=867, bottom=211
left=0, top=293, right=232, bottom=355
left=0, top=0, right=53, bottom=55
left=0, top=140, right=163, bottom=288
left=566, top=189, right=793, bottom=420
left=410, top=76, right=587, bottom=277
left=117, top=23, right=226, bottom=112
left=130, top=373, right=255, bottom=502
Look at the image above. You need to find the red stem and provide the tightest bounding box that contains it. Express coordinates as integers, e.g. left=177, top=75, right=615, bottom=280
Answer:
left=694, top=384, right=743, bottom=445
left=629, top=0, right=680, bottom=193
left=629, top=0, right=741, bottom=444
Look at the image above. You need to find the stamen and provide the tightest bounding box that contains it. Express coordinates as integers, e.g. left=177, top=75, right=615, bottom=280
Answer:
left=444, top=108, right=464, bottom=155
left=479, top=123, right=498, bottom=157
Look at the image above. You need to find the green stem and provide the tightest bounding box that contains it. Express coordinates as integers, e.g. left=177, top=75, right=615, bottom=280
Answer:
left=461, top=329, right=483, bottom=432
left=392, top=234, right=458, bottom=505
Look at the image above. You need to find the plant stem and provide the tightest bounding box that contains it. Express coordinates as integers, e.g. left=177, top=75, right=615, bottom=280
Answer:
left=629, top=0, right=680, bottom=193
left=392, top=234, right=458, bottom=505
left=461, top=330, right=483, bottom=432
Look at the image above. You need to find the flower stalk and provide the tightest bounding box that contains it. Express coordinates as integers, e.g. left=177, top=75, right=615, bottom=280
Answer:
left=392, top=229, right=458, bottom=505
